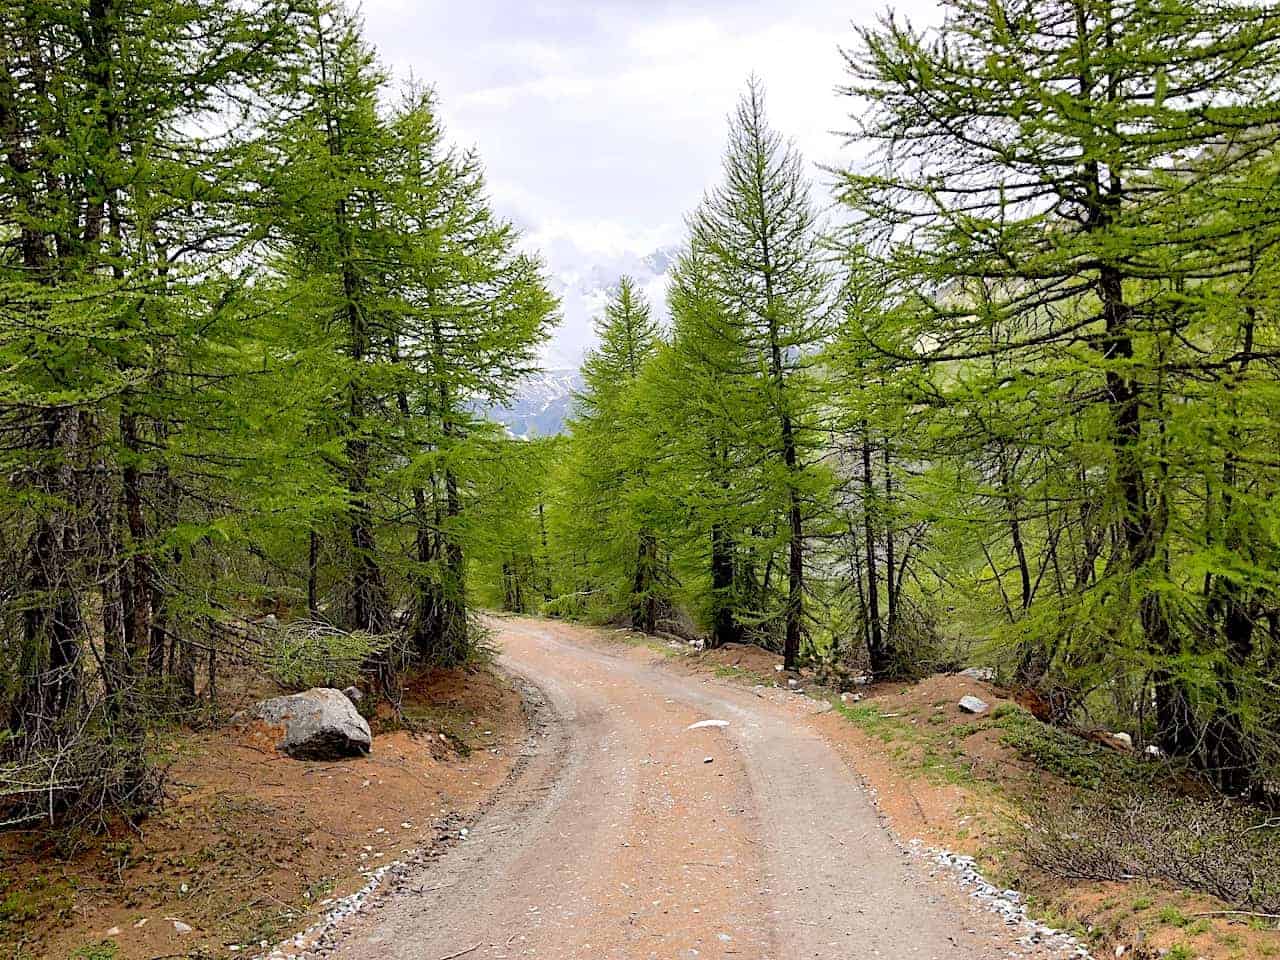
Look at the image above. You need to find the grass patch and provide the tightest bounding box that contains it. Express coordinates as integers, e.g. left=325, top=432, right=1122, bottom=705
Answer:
left=69, top=943, right=118, bottom=960
left=0, top=872, right=78, bottom=957
left=834, top=701, right=982, bottom=787
left=992, top=705, right=1148, bottom=791
left=0, top=873, right=75, bottom=926
left=710, top=663, right=775, bottom=687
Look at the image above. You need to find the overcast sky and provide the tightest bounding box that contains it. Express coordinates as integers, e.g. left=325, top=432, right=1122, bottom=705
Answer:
left=359, top=0, right=942, bottom=363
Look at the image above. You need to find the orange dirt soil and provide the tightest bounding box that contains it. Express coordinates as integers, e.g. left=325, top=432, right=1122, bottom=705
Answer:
left=0, top=664, right=527, bottom=960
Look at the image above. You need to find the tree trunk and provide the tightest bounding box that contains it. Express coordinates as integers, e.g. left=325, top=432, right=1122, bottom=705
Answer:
left=709, top=521, right=740, bottom=648
left=1201, top=310, right=1260, bottom=795
left=307, top=530, right=320, bottom=618
left=340, top=209, right=389, bottom=635
left=538, top=499, right=552, bottom=601
left=11, top=410, right=87, bottom=747
left=883, top=443, right=898, bottom=640
left=861, top=425, right=886, bottom=676
left=425, top=307, right=469, bottom=666
left=632, top=530, right=658, bottom=635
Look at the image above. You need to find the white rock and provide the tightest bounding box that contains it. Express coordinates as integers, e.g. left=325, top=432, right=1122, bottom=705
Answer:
left=105, top=926, right=121, bottom=936
left=840, top=692, right=862, bottom=704
left=1108, top=732, right=1133, bottom=749
left=686, top=719, right=730, bottom=731
left=787, top=678, right=799, bottom=689
left=231, top=688, right=371, bottom=760
left=703, top=756, right=714, bottom=764
left=167, top=918, right=193, bottom=934
left=958, top=695, right=989, bottom=715
left=959, top=666, right=996, bottom=682
left=774, top=664, right=784, bottom=672
left=1146, top=744, right=1165, bottom=758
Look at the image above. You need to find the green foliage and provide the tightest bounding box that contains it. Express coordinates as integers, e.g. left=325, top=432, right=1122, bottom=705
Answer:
left=0, top=0, right=553, bottom=826
left=836, top=0, right=1280, bottom=791
left=262, top=621, right=398, bottom=691
left=549, top=80, right=836, bottom=661
left=553, top=278, right=670, bottom=631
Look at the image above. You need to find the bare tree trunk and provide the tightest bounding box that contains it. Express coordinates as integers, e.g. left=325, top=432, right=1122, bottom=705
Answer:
left=11, top=411, right=87, bottom=747
left=1202, top=310, right=1260, bottom=795
left=307, top=530, right=320, bottom=618
left=709, top=521, right=740, bottom=649
left=425, top=305, right=469, bottom=666
left=538, top=499, right=552, bottom=601
left=861, top=424, right=886, bottom=676
left=632, top=530, right=658, bottom=635
left=883, top=443, right=898, bottom=640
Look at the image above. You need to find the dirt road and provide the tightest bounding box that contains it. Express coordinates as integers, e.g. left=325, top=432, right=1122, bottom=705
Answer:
left=305, top=618, right=1082, bottom=960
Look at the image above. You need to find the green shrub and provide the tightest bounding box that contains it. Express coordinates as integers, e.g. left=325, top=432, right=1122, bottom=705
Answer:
left=262, top=619, right=397, bottom=690
left=994, top=706, right=1147, bottom=790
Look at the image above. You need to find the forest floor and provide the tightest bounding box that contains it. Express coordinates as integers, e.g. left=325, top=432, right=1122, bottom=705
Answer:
left=0, top=662, right=529, bottom=960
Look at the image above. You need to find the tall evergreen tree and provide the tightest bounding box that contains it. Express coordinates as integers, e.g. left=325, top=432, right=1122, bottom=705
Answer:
left=563, top=277, right=666, bottom=632
left=0, top=0, right=302, bottom=811
left=687, top=79, right=834, bottom=669
left=840, top=0, right=1280, bottom=789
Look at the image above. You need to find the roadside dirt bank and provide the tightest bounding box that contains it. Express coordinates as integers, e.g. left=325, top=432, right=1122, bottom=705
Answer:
left=0, top=663, right=527, bottom=960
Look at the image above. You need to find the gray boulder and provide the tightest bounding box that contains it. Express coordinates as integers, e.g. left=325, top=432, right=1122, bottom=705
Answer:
left=234, top=688, right=371, bottom=760
left=958, top=694, right=990, bottom=715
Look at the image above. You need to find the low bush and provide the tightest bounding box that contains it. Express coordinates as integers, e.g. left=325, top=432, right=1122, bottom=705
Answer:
left=262, top=619, right=398, bottom=690
left=1022, top=790, right=1280, bottom=913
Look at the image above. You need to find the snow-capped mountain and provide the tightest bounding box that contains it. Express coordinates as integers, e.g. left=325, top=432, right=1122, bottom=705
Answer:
left=485, top=243, right=680, bottom=437
left=488, top=368, right=583, bottom=438
left=540, top=243, right=681, bottom=368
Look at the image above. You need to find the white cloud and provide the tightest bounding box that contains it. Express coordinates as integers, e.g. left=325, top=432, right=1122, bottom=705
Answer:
left=359, top=0, right=944, bottom=361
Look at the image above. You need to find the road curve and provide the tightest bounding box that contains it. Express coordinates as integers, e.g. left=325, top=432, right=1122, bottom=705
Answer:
left=309, top=617, right=1077, bottom=960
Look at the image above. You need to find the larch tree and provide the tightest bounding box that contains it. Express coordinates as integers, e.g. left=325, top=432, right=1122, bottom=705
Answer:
left=643, top=242, right=769, bottom=648
left=565, top=277, right=666, bottom=633
left=688, top=79, right=834, bottom=669
left=840, top=0, right=1280, bottom=791
left=392, top=137, right=557, bottom=664
left=0, top=0, right=303, bottom=813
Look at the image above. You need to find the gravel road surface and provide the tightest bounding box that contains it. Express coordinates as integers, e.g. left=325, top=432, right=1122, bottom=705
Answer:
left=304, top=618, right=1084, bottom=960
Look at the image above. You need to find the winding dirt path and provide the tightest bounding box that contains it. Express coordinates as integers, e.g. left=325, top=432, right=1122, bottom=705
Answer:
left=305, top=617, right=1079, bottom=960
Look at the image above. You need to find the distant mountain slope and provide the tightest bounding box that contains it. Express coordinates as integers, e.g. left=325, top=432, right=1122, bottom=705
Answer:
left=487, top=244, right=678, bottom=438
left=541, top=244, right=679, bottom=367
left=488, top=368, right=582, bottom=438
